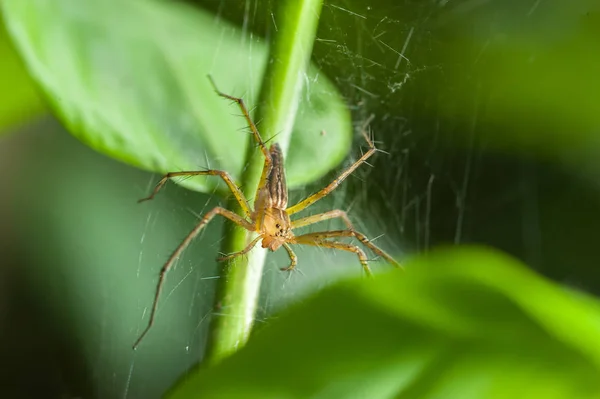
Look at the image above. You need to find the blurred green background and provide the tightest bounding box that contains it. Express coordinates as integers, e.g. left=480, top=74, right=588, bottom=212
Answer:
left=1, top=0, right=600, bottom=398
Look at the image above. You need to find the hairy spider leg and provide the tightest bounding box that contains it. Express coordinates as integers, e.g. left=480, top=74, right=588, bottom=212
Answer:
left=286, top=128, right=376, bottom=215
left=217, top=235, right=262, bottom=262
left=291, top=209, right=354, bottom=229
left=139, top=170, right=252, bottom=218
left=291, top=210, right=401, bottom=269
left=281, top=243, right=298, bottom=271
left=207, top=75, right=274, bottom=224
left=133, top=207, right=254, bottom=350
left=290, top=233, right=372, bottom=276
left=207, top=75, right=271, bottom=162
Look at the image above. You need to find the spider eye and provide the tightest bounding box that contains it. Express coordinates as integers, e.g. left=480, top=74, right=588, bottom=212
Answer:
left=275, top=223, right=281, bottom=228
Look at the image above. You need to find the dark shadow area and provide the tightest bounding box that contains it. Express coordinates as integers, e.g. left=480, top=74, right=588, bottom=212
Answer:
left=0, top=254, right=94, bottom=398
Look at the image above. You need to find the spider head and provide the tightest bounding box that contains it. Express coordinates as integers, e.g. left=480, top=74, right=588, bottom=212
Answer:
left=261, top=207, right=292, bottom=251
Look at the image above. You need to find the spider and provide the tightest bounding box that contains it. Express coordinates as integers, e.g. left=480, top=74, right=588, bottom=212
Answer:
left=132, top=77, right=401, bottom=349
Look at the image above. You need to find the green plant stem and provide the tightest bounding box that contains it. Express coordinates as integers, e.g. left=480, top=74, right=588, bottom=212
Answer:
left=203, top=0, right=324, bottom=365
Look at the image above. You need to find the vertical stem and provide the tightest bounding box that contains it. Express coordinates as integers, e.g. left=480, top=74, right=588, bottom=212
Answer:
left=203, top=0, right=324, bottom=365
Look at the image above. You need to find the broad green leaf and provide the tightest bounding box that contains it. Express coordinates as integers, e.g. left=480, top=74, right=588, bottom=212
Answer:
left=0, top=21, right=44, bottom=133
left=169, top=247, right=600, bottom=399
left=1, top=0, right=351, bottom=193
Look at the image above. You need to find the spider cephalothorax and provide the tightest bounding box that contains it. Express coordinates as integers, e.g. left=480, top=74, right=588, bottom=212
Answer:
left=132, top=77, right=402, bottom=349
left=260, top=207, right=293, bottom=251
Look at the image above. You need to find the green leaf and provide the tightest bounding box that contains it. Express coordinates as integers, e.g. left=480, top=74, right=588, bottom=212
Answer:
left=169, top=247, right=600, bottom=399
left=435, top=6, right=600, bottom=168
left=1, top=0, right=351, bottom=192
left=0, top=21, right=44, bottom=133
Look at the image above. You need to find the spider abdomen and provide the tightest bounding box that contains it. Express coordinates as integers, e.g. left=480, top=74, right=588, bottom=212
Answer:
left=265, top=143, right=288, bottom=209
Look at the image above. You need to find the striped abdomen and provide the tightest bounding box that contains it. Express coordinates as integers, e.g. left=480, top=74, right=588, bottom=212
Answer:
left=266, top=143, right=288, bottom=209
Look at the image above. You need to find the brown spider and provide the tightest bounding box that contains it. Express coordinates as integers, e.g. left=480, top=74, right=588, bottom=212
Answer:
left=132, top=77, right=401, bottom=349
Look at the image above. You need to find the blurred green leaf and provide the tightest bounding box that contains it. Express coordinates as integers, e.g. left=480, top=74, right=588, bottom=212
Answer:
left=1, top=0, right=351, bottom=192
left=169, top=247, right=600, bottom=399
left=435, top=5, right=600, bottom=166
left=0, top=22, right=44, bottom=133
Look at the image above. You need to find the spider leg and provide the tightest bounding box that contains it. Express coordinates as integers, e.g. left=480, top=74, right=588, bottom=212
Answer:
left=207, top=76, right=275, bottom=227
left=291, top=234, right=372, bottom=277
left=207, top=75, right=272, bottom=163
left=286, top=127, right=377, bottom=215
left=139, top=170, right=253, bottom=219
left=291, top=211, right=401, bottom=269
left=217, top=235, right=262, bottom=262
left=291, top=209, right=353, bottom=230
left=281, top=243, right=298, bottom=271
left=133, top=207, right=254, bottom=350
